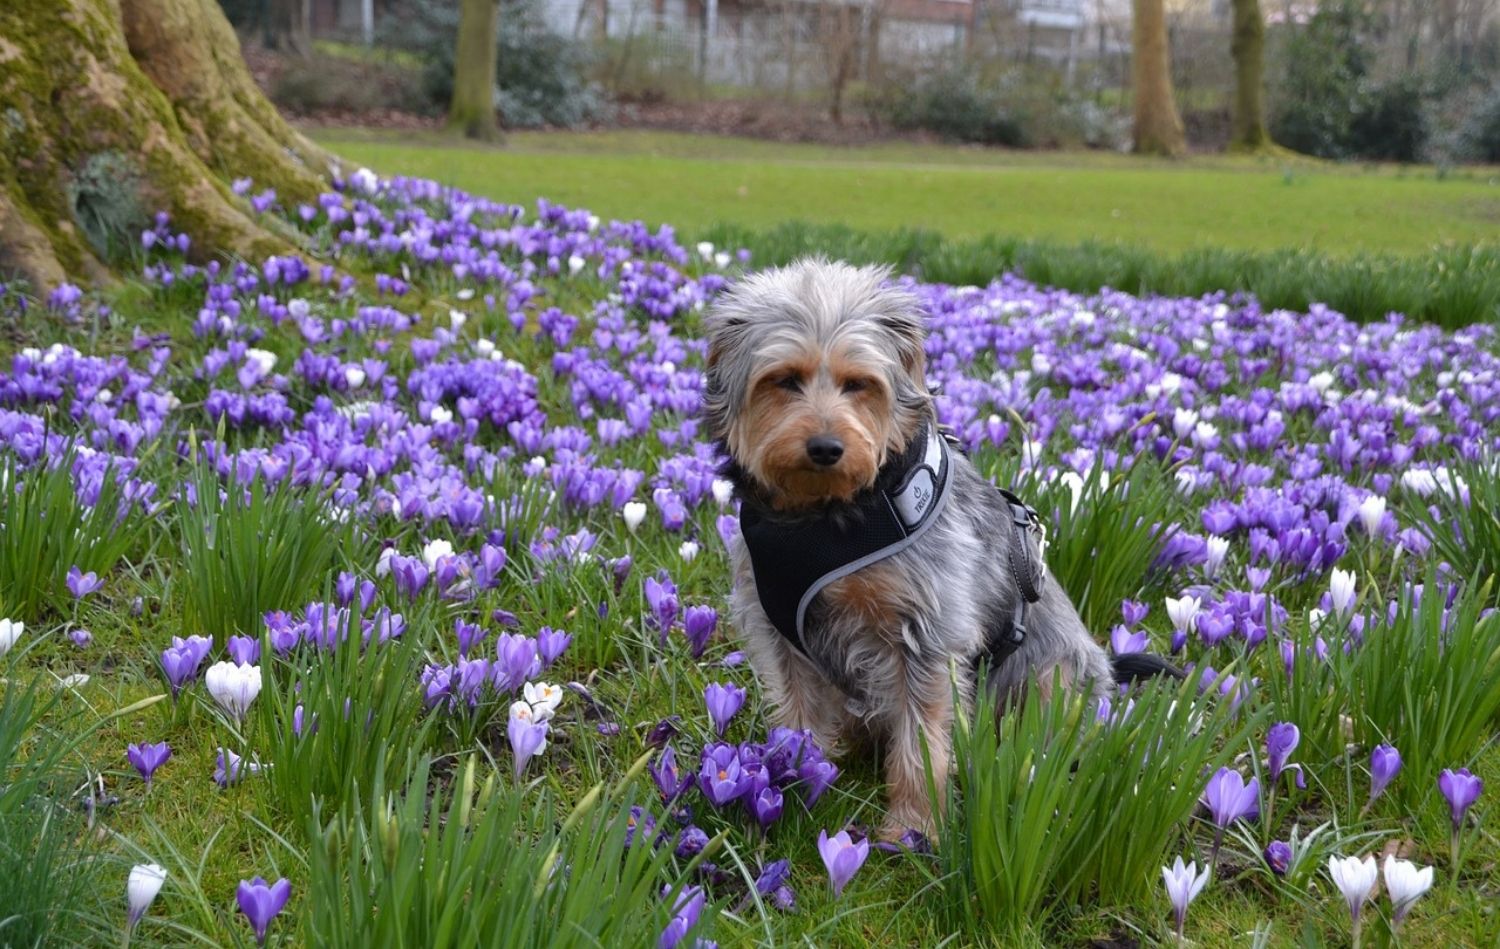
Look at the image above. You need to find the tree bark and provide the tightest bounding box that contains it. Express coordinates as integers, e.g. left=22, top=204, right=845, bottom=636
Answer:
left=448, top=0, right=501, bottom=141
left=1131, top=0, right=1187, bottom=157
left=1229, top=0, right=1270, bottom=151
left=0, top=0, right=336, bottom=291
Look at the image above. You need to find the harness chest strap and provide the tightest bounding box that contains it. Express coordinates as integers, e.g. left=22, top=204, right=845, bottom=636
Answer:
left=738, top=425, right=1047, bottom=676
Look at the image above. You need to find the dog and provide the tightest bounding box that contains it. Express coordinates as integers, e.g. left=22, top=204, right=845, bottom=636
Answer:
left=703, top=259, right=1170, bottom=841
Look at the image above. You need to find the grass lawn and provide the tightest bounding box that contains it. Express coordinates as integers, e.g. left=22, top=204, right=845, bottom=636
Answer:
left=5, top=139, right=1500, bottom=949
left=312, top=128, right=1500, bottom=256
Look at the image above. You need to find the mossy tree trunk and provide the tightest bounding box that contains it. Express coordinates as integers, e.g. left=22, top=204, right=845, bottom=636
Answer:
left=0, top=0, right=336, bottom=291
left=1131, top=0, right=1187, bottom=157
left=447, top=0, right=501, bottom=141
left=1229, top=0, right=1270, bottom=151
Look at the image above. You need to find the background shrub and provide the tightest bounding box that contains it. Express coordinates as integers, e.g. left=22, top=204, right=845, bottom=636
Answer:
left=270, top=49, right=434, bottom=116
left=1452, top=82, right=1500, bottom=162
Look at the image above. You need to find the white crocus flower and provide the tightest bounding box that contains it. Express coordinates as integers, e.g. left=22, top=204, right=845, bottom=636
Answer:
left=1356, top=495, right=1386, bottom=536
left=622, top=501, right=647, bottom=534
left=1328, top=568, right=1358, bottom=616
left=1204, top=535, right=1230, bottom=578
left=1382, top=856, right=1434, bottom=925
left=1161, top=856, right=1210, bottom=939
left=695, top=241, right=714, bottom=261
left=127, top=863, right=167, bottom=930
left=523, top=681, right=564, bottom=721
left=1165, top=595, right=1202, bottom=635
left=679, top=540, right=700, bottom=562
left=0, top=618, right=24, bottom=657
left=245, top=348, right=277, bottom=376
left=1172, top=407, right=1199, bottom=439
left=1309, top=370, right=1335, bottom=392
left=429, top=405, right=453, bottom=425
left=1401, top=469, right=1437, bottom=496
left=1057, top=471, right=1085, bottom=516
left=204, top=661, right=262, bottom=722
left=714, top=251, right=732, bottom=269
left=567, top=254, right=586, bottom=276
left=421, top=539, right=455, bottom=569
left=509, top=701, right=548, bottom=752
left=1328, top=854, right=1378, bottom=937
left=351, top=167, right=379, bottom=195
left=344, top=365, right=366, bottom=389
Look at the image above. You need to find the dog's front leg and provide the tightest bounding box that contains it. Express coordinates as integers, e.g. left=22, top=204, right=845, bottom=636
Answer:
left=881, top=657, right=954, bottom=842
left=735, top=603, right=851, bottom=755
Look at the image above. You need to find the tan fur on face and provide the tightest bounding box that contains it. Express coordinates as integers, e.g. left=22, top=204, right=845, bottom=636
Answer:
left=729, top=342, right=905, bottom=510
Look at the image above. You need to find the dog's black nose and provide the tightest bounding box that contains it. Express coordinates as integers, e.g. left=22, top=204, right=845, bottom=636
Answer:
left=806, top=435, right=844, bottom=467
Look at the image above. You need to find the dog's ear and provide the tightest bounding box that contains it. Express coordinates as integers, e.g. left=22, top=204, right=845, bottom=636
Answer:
left=874, top=294, right=927, bottom=385
left=701, top=307, right=749, bottom=440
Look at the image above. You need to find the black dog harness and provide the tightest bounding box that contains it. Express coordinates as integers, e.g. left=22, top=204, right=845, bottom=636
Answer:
left=738, top=422, right=1046, bottom=685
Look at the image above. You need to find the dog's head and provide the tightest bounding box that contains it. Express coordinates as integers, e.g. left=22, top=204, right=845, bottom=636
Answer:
left=703, top=258, right=931, bottom=510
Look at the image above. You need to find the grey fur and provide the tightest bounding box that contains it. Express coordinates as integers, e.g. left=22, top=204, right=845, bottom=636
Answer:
left=705, top=259, right=1113, bottom=838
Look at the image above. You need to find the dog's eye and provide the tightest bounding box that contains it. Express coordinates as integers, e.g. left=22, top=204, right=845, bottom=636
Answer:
left=841, top=378, right=870, bottom=394
left=776, top=375, right=803, bottom=393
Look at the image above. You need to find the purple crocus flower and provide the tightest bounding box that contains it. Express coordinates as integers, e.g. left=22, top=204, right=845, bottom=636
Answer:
left=644, top=575, right=679, bottom=641
left=507, top=712, right=549, bottom=780
left=651, top=746, right=693, bottom=803
left=69, top=627, right=92, bottom=648
left=1109, top=625, right=1149, bottom=655
left=754, top=858, right=794, bottom=906
left=493, top=632, right=540, bottom=692
left=235, top=877, right=291, bottom=946
left=658, top=885, right=706, bottom=949
left=1369, top=744, right=1401, bottom=804
left=698, top=743, right=750, bottom=806
left=160, top=646, right=202, bottom=698
left=1438, top=768, right=1483, bottom=831
left=1264, top=840, right=1292, bottom=875
left=213, top=748, right=258, bottom=787
left=126, top=741, right=171, bottom=786
left=682, top=605, right=717, bottom=658
left=817, top=829, right=870, bottom=898
left=798, top=757, right=840, bottom=805
left=675, top=825, right=710, bottom=858
left=704, top=682, right=745, bottom=737
left=67, top=565, right=103, bottom=599
left=536, top=626, right=572, bottom=668
left=875, top=828, right=934, bottom=856
left=454, top=618, right=486, bottom=657
left=1266, top=722, right=1305, bottom=789
left=747, top=784, right=784, bottom=829
left=645, top=716, right=682, bottom=749
left=1202, top=767, right=1260, bottom=828
left=625, top=806, right=659, bottom=850
left=226, top=635, right=260, bottom=666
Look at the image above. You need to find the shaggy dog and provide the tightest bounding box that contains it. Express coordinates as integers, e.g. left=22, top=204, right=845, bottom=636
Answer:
left=704, top=258, right=1155, bottom=840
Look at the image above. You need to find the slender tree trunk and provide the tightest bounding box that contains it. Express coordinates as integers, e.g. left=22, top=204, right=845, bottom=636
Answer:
left=1131, top=0, right=1186, bottom=156
left=1229, top=0, right=1270, bottom=150
left=264, top=0, right=309, bottom=55
left=0, top=0, right=335, bottom=291
left=448, top=0, right=501, bottom=141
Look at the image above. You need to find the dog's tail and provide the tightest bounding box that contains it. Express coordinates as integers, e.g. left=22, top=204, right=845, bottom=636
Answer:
left=1111, top=652, right=1185, bottom=685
